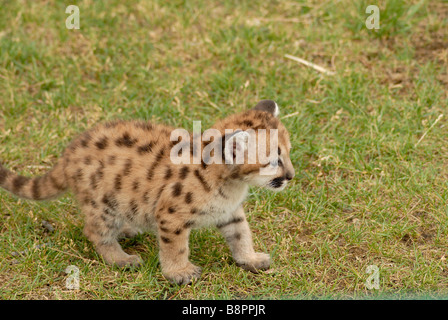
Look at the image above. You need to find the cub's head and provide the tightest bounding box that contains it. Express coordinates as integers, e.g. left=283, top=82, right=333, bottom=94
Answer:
left=216, top=100, right=295, bottom=191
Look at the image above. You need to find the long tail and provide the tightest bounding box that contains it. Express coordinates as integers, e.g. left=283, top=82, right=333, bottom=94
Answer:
left=0, top=160, right=68, bottom=200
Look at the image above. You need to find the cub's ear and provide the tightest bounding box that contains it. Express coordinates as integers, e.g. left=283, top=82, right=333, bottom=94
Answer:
left=223, top=130, right=250, bottom=164
left=253, top=99, right=280, bottom=117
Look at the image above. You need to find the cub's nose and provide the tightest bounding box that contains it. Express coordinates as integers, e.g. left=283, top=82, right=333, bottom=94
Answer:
left=285, top=172, right=294, bottom=181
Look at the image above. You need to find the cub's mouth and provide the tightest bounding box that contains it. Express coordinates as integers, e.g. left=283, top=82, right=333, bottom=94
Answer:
left=269, top=177, right=285, bottom=188
left=267, top=173, right=293, bottom=191
left=267, top=177, right=288, bottom=191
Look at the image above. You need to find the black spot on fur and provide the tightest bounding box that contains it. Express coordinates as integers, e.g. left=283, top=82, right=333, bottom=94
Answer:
left=172, top=182, right=182, bottom=197
left=155, top=148, right=165, bottom=162
left=164, top=167, right=172, bottom=180
left=216, top=217, right=244, bottom=229
left=74, top=168, right=83, bottom=181
left=80, top=132, right=92, bottom=148
left=123, top=159, right=133, bottom=176
left=103, top=206, right=115, bottom=217
left=31, top=177, right=41, bottom=200
left=80, top=139, right=88, bottom=148
left=135, top=121, right=154, bottom=131
left=68, top=141, right=79, bottom=152
left=12, top=176, right=29, bottom=192
left=169, top=140, right=178, bottom=150
left=126, top=210, right=136, bottom=222
left=108, top=155, right=116, bottom=165
left=184, top=220, right=195, bottom=228
left=95, top=137, right=109, bottom=150
left=84, top=156, right=92, bottom=165
left=146, top=168, right=154, bottom=181
left=230, top=169, right=241, bottom=180
left=82, top=196, right=92, bottom=206
left=194, top=169, right=211, bottom=192
left=105, top=120, right=121, bottom=129
left=161, top=236, right=171, bottom=244
left=71, top=169, right=82, bottom=187
left=174, top=228, right=182, bottom=235
left=132, top=180, right=140, bottom=191
left=143, top=212, right=152, bottom=224
left=218, top=187, right=228, bottom=199
left=97, top=161, right=105, bottom=177
left=138, top=142, right=153, bottom=154
left=146, top=149, right=165, bottom=181
left=129, top=199, right=139, bottom=215
left=185, top=192, right=193, bottom=204
left=243, top=119, right=254, bottom=127
left=179, top=166, right=189, bottom=179
left=115, top=132, right=138, bottom=148
left=114, top=174, right=122, bottom=191
left=91, top=200, right=98, bottom=209
left=90, top=173, right=98, bottom=190
left=102, top=193, right=118, bottom=210
left=190, top=208, right=197, bottom=214
left=143, top=191, right=150, bottom=203
left=201, top=159, right=208, bottom=170
left=156, top=185, right=165, bottom=200
left=168, top=206, right=176, bottom=214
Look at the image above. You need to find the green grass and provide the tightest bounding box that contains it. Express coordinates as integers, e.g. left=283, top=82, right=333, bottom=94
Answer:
left=1, top=0, right=448, bottom=299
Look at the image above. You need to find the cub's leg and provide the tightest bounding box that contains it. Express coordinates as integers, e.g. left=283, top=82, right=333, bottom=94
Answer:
left=118, top=222, right=142, bottom=239
left=155, top=207, right=201, bottom=284
left=217, top=206, right=270, bottom=273
left=82, top=204, right=143, bottom=268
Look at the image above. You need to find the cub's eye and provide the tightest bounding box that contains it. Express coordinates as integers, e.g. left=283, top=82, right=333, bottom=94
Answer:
left=278, top=159, right=283, bottom=167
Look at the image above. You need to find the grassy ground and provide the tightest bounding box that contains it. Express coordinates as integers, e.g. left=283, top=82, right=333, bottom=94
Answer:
left=0, top=0, right=447, bottom=299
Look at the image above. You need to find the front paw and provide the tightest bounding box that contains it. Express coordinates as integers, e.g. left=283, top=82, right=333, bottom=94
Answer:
left=163, top=263, right=202, bottom=285
left=236, top=252, right=271, bottom=273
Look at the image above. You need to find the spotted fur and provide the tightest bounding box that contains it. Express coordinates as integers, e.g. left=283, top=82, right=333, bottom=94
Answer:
left=0, top=100, right=294, bottom=284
